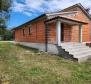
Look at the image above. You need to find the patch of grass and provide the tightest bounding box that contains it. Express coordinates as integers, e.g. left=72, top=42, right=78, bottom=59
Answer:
left=0, top=42, right=91, bottom=84
left=16, top=44, right=38, bottom=53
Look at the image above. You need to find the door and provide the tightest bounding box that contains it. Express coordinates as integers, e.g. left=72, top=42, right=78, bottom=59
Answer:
left=61, top=23, right=64, bottom=42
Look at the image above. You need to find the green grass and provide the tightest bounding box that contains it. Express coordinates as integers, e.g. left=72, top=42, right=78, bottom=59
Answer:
left=0, top=42, right=91, bottom=84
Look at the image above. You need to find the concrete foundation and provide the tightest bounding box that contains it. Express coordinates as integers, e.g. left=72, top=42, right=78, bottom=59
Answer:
left=13, top=42, right=59, bottom=54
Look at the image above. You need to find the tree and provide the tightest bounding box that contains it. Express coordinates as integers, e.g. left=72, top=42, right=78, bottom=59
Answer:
left=0, top=0, right=12, bottom=35
left=3, top=29, right=13, bottom=40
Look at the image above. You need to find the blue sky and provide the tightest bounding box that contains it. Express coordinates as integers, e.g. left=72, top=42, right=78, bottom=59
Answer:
left=7, top=11, right=41, bottom=29
left=8, top=0, right=91, bottom=29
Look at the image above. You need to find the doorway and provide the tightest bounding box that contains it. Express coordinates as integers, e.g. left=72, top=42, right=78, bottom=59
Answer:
left=61, top=23, right=64, bottom=42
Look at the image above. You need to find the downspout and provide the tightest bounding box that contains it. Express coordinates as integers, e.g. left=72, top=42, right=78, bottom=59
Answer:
left=36, top=22, right=38, bottom=42
left=44, top=22, right=48, bottom=52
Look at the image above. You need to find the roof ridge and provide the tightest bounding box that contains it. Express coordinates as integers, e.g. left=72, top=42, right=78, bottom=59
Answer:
left=46, top=3, right=80, bottom=14
left=58, top=3, right=91, bottom=19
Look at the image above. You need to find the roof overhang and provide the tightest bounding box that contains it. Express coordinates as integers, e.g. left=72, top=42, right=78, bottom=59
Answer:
left=45, top=16, right=88, bottom=25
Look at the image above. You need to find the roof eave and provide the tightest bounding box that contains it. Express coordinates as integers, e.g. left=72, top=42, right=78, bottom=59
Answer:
left=45, top=16, right=87, bottom=25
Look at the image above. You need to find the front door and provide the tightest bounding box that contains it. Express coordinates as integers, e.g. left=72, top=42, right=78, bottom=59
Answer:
left=61, top=23, right=64, bottom=42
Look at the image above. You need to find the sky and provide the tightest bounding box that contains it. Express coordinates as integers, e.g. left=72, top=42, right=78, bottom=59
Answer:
left=8, top=0, right=91, bottom=29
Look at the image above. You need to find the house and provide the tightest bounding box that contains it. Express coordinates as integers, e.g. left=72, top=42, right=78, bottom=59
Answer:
left=13, top=3, right=91, bottom=62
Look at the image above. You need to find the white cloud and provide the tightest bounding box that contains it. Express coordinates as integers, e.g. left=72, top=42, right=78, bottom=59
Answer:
left=12, top=0, right=91, bottom=16
left=12, top=0, right=25, bottom=12
left=25, top=0, right=44, bottom=9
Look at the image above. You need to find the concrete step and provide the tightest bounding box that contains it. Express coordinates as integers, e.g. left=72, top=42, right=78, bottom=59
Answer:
left=61, top=43, right=91, bottom=63
left=74, top=52, right=91, bottom=58
left=74, top=53, right=91, bottom=63
left=75, top=55, right=91, bottom=63
left=61, top=43, right=86, bottom=46
left=75, top=50, right=91, bottom=55
left=61, top=45, right=88, bottom=49
left=68, top=47, right=89, bottom=52
left=62, top=46, right=89, bottom=51
left=71, top=49, right=91, bottom=55
left=68, top=47, right=91, bottom=53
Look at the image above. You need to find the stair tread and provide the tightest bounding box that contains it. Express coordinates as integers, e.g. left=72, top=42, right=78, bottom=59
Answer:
left=64, top=48, right=89, bottom=52
left=69, top=49, right=91, bottom=54
left=65, top=47, right=89, bottom=51
left=62, top=45, right=88, bottom=48
left=62, top=47, right=89, bottom=50
left=74, top=52, right=91, bottom=58
left=68, top=47, right=90, bottom=51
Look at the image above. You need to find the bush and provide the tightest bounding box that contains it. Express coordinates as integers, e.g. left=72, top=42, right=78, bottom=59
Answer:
left=3, top=31, right=13, bottom=40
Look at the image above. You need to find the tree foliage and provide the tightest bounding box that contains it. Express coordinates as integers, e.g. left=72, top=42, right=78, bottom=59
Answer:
left=4, top=29, right=13, bottom=40
left=0, top=0, right=12, bottom=35
left=0, top=0, right=12, bottom=11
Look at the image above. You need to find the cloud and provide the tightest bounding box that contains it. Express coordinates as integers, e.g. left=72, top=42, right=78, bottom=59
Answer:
left=25, top=0, right=44, bottom=9
left=12, top=0, right=91, bottom=16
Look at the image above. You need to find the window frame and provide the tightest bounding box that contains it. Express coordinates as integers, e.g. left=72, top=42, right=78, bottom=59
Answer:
left=29, top=24, right=32, bottom=35
left=23, top=29, right=25, bottom=36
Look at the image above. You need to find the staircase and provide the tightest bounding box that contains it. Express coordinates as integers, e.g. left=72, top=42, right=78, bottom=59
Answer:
left=61, top=42, right=91, bottom=63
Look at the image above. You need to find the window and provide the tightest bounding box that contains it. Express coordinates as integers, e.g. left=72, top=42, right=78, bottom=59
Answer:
left=29, top=24, right=32, bottom=35
left=22, top=24, right=32, bottom=36
left=23, top=28, right=28, bottom=36
left=23, top=29, right=25, bottom=36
